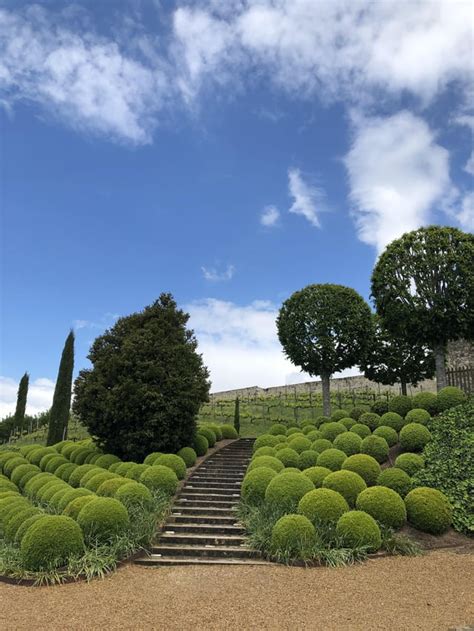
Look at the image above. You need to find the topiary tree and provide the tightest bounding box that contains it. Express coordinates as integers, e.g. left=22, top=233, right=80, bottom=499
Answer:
left=234, top=397, right=240, bottom=435
left=47, top=331, right=75, bottom=445
left=277, top=284, right=372, bottom=415
left=14, top=372, right=29, bottom=434
left=73, top=294, right=210, bottom=460
left=371, top=226, right=474, bottom=390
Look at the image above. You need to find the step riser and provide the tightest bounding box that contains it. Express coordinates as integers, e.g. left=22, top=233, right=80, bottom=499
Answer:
left=176, top=500, right=238, bottom=508
left=159, top=535, right=246, bottom=546
left=170, top=515, right=239, bottom=525
left=152, top=547, right=257, bottom=559
left=182, top=487, right=241, bottom=495
left=165, top=524, right=244, bottom=534
left=186, top=481, right=242, bottom=487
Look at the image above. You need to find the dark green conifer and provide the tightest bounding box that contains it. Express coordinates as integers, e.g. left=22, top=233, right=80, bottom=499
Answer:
left=47, top=330, right=75, bottom=445
left=234, top=397, right=240, bottom=435
left=14, top=372, right=29, bottom=433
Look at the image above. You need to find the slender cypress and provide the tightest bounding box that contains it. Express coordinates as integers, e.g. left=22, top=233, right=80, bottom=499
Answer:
left=234, top=396, right=240, bottom=435
left=14, top=372, right=29, bottom=433
left=47, top=330, right=75, bottom=445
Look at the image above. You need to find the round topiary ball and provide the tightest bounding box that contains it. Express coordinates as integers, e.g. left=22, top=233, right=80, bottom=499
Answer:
left=10, top=464, right=41, bottom=488
left=264, top=472, right=315, bottom=512
left=55, top=463, right=78, bottom=483
left=302, top=424, right=317, bottom=435
left=320, top=422, right=346, bottom=442
left=21, top=515, right=84, bottom=570
left=298, top=488, right=349, bottom=524
left=44, top=456, right=69, bottom=474
left=322, top=470, right=367, bottom=507
left=270, top=514, right=315, bottom=556
left=380, top=412, right=405, bottom=432
left=405, top=408, right=431, bottom=425
left=341, top=454, right=381, bottom=486
left=288, top=436, right=312, bottom=454
left=331, top=410, right=350, bottom=421
left=405, top=487, right=452, bottom=534
left=27, top=447, right=56, bottom=467
left=63, top=495, right=96, bottom=520
left=14, top=514, right=48, bottom=546
left=206, top=424, right=224, bottom=441
left=298, top=450, right=319, bottom=470
left=359, top=413, right=380, bottom=430
left=336, top=510, right=381, bottom=551
left=38, top=482, right=68, bottom=504
left=193, top=435, right=209, bottom=457
left=252, top=447, right=277, bottom=459
left=139, top=465, right=179, bottom=495
left=247, top=455, right=285, bottom=473
left=275, top=448, right=300, bottom=469
left=96, top=478, right=130, bottom=497
left=269, top=423, right=287, bottom=436
left=311, top=439, right=333, bottom=453
left=340, top=417, right=356, bottom=430
left=143, top=452, right=162, bottom=465
left=399, top=423, right=432, bottom=452
left=412, top=392, right=438, bottom=415
left=24, top=474, right=55, bottom=499
left=371, top=400, right=389, bottom=416
left=356, top=486, right=406, bottom=529
left=302, top=466, right=332, bottom=488
left=436, top=386, right=467, bottom=412
left=306, top=430, right=322, bottom=442
left=56, top=488, right=93, bottom=512
left=377, top=467, right=412, bottom=498
left=5, top=507, right=42, bottom=542
left=360, top=435, right=389, bottom=464
left=333, top=432, right=363, bottom=456
left=68, top=464, right=99, bottom=488
left=349, top=407, right=366, bottom=421
left=3, top=456, right=28, bottom=477
left=241, top=467, right=277, bottom=505
left=124, top=464, right=150, bottom=481
left=395, top=453, right=425, bottom=477
left=350, top=424, right=371, bottom=439
left=388, top=395, right=413, bottom=417
left=177, top=447, right=197, bottom=468
left=220, top=425, right=238, bottom=439
left=253, top=435, right=280, bottom=451
left=77, top=497, right=130, bottom=542
left=199, top=428, right=217, bottom=447
left=316, top=448, right=347, bottom=472
left=95, top=454, right=121, bottom=469
left=84, top=471, right=118, bottom=492
left=286, top=427, right=301, bottom=437
left=373, top=426, right=398, bottom=447
left=155, top=454, right=187, bottom=480
left=115, top=482, right=154, bottom=511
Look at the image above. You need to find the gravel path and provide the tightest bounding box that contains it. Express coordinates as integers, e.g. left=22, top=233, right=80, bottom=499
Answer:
left=2, top=551, right=473, bottom=630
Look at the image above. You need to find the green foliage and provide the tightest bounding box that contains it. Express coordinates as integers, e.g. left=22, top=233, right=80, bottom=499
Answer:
left=84, top=472, right=118, bottom=493
left=350, top=424, right=371, bottom=439
left=395, top=453, right=425, bottom=477
left=199, top=427, right=216, bottom=447
left=269, top=423, right=287, bottom=436
left=298, top=450, right=319, bottom=469
left=253, top=446, right=276, bottom=458
left=357, top=412, right=381, bottom=430
left=177, top=447, right=197, bottom=467
left=356, top=486, right=406, bottom=529
left=388, top=395, right=413, bottom=417
left=316, top=448, right=347, bottom=471
left=320, top=422, right=346, bottom=441
left=399, top=423, right=432, bottom=452
left=115, top=482, right=154, bottom=511
left=377, top=467, right=412, bottom=498
left=95, top=454, right=121, bottom=469
left=253, top=434, right=280, bottom=451
left=380, top=412, right=405, bottom=432
left=14, top=372, right=29, bottom=433
left=311, top=438, right=333, bottom=453
left=331, top=410, right=350, bottom=421
left=241, top=467, right=277, bottom=505
left=79, top=467, right=106, bottom=487
left=63, top=495, right=95, bottom=520
left=340, top=417, right=356, bottom=430
left=154, top=454, right=186, bottom=480
left=371, top=400, right=389, bottom=415
left=336, top=511, right=381, bottom=552
left=143, top=452, right=162, bottom=465
left=206, top=424, right=223, bottom=441
left=413, top=402, right=473, bottom=534
left=73, top=294, right=210, bottom=460
left=405, top=409, right=431, bottom=425
left=55, top=463, right=78, bottom=483
left=436, top=386, right=467, bottom=411
left=270, top=514, right=316, bottom=558
left=333, top=431, right=362, bottom=455
left=404, top=487, right=452, bottom=534
left=411, top=392, right=438, bottom=415
left=5, top=508, right=41, bottom=542
left=342, top=454, right=381, bottom=486
left=360, top=435, right=389, bottom=463
left=220, top=424, right=238, bottom=439
left=21, top=515, right=84, bottom=571
left=14, top=514, right=47, bottom=546
left=4, top=456, right=28, bottom=477
left=10, top=464, right=40, bottom=488
left=139, top=465, right=179, bottom=495
left=47, top=331, right=75, bottom=445
left=302, top=466, right=332, bottom=488
left=275, top=448, right=300, bottom=468
left=373, top=426, right=398, bottom=447
left=193, top=434, right=208, bottom=456
left=234, top=397, right=240, bottom=435
left=306, top=429, right=322, bottom=441
left=57, top=488, right=93, bottom=512
left=66, top=464, right=96, bottom=488
left=248, top=455, right=285, bottom=473
left=124, top=464, right=150, bottom=481
left=44, top=456, right=68, bottom=474
left=288, top=435, right=312, bottom=453
left=298, top=488, right=349, bottom=524
left=96, top=478, right=130, bottom=497
left=349, top=407, right=365, bottom=421
left=264, top=471, right=315, bottom=512
left=322, top=470, right=366, bottom=507
left=77, top=497, right=130, bottom=542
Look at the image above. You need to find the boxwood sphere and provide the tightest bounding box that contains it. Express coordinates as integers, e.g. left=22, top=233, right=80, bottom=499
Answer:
left=154, top=455, right=187, bottom=480
left=124, top=464, right=150, bottom=481
left=331, top=410, right=350, bottom=421
left=24, top=473, right=55, bottom=499
left=412, top=392, right=438, bottom=415
left=253, top=446, right=277, bottom=459
left=63, top=495, right=96, bottom=520
left=322, top=470, right=367, bottom=507
left=269, top=423, right=287, bottom=435
left=356, top=486, right=406, bottom=529
left=306, top=430, right=322, bottom=442
left=177, top=447, right=197, bottom=468
left=373, top=426, right=398, bottom=447
left=114, top=462, right=137, bottom=476
left=80, top=467, right=107, bottom=487
left=204, top=423, right=222, bottom=441
left=27, top=447, right=56, bottom=467
left=115, top=482, right=154, bottom=510
left=5, top=507, right=42, bottom=542
left=405, top=487, right=452, bottom=534
left=341, top=454, right=381, bottom=486
left=333, top=432, right=362, bottom=456
left=97, top=477, right=130, bottom=497
left=57, top=488, right=93, bottom=511
left=248, top=455, right=285, bottom=474
left=50, top=487, right=76, bottom=511
left=371, top=400, right=389, bottom=415
left=55, top=462, right=78, bottom=483
left=316, top=448, right=347, bottom=472
left=77, top=497, right=130, bottom=542
left=388, top=395, right=413, bottom=417
left=311, top=439, right=333, bottom=453
left=320, top=422, right=346, bottom=442
left=302, top=466, right=332, bottom=488
left=139, top=465, right=179, bottom=495
left=359, top=413, right=380, bottom=430
left=73, top=449, right=97, bottom=465
left=241, top=467, right=277, bottom=505
left=61, top=443, right=79, bottom=459
left=15, top=514, right=48, bottom=546
left=350, top=424, right=371, bottom=439
left=395, top=453, right=425, bottom=477
left=270, top=514, right=315, bottom=555
left=405, top=408, right=431, bottom=425
left=254, top=434, right=280, bottom=451
left=220, top=424, right=238, bottom=439
left=336, top=511, right=382, bottom=551
left=436, top=386, right=467, bottom=411
left=193, top=434, right=209, bottom=457
left=21, top=515, right=84, bottom=570
left=302, top=424, right=317, bottom=435
left=68, top=464, right=99, bottom=488
left=38, top=453, right=59, bottom=470
left=11, top=464, right=41, bottom=488
left=298, top=488, right=349, bottom=524
left=288, top=436, right=313, bottom=454
left=276, top=467, right=301, bottom=475
left=399, top=423, right=432, bottom=452
left=265, top=472, right=315, bottom=512
left=84, top=471, right=118, bottom=492
left=349, top=407, right=365, bottom=421
left=1, top=499, right=31, bottom=527
left=4, top=456, right=28, bottom=476
left=275, top=448, right=300, bottom=469
left=199, top=427, right=217, bottom=447
left=38, top=481, right=68, bottom=503
left=298, top=450, right=319, bottom=470
left=360, top=435, right=389, bottom=464
left=274, top=442, right=289, bottom=452
left=340, top=417, right=356, bottom=430
left=95, top=454, right=121, bottom=469
left=143, top=452, right=162, bottom=465
left=45, top=456, right=69, bottom=474
left=380, top=412, right=405, bottom=432
left=286, top=427, right=301, bottom=437
left=377, top=467, right=412, bottom=498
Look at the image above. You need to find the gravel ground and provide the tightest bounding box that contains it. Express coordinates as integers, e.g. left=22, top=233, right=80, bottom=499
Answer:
left=2, top=551, right=473, bottom=631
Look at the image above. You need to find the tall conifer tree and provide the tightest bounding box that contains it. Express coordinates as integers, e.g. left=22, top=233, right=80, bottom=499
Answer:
left=14, top=372, right=29, bottom=433
left=47, top=330, right=75, bottom=445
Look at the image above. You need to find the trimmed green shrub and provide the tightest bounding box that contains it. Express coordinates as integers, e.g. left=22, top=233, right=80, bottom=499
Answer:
left=177, top=447, right=197, bottom=468
left=124, top=464, right=150, bottom=481
left=57, top=488, right=93, bottom=512
left=248, top=455, right=285, bottom=474
left=300, top=420, right=316, bottom=429
left=253, top=447, right=277, bottom=459
left=356, top=486, right=406, bottom=529
left=139, top=466, right=179, bottom=495
left=311, top=439, right=333, bottom=453
left=205, top=424, right=223, bottom=441
left=39, top=482, right=68, bottom=504
left=316, top=449, right=346, bottom=471
left=61, top=443, right=80, bottom=460
left=0, top=491, right=20, bottom=501
left=73, top=449, right=97, bottom=466
left=412, top=392, right=438, bottom=415
left=115, top=482, right=154, bottom=511
left=21, top=515, right=84, bottom=570
left=306, top=430, right=322, bottom=441
left=69, top=464, right=99, bottom=488
left=333, top=432, right=362, bottom=456
left=109, top=462, right=123, bottom=473
left=405, top=408, right=431, bottom=425
left=0, top=451, right=19, bottom=470
left=44, top=456, right=69, bottom=474
left=155, top=454, right=187, bottom=480
left=302, top=424, right=317, bottom=435
left=377, top=468, right=412, bottom=498
left=274, top=442, right=288, bottom=452
left=241, top=467, right=277, bottom=505
left=395, top=453, right=425, bottom=477
left=95, top=454, right=121, bottom=469
left=55, top=463, right=78, bottom=483
left=275, top=448, right=300, bottom=469
left=85, top=453, right=103, bottom=465
left=253, top=434, right=280, bottom=451
left=276, top=467, right=301, bottom=475
left=264, top=472, right=314, bottom=512
left=220, top=425, right=238, bottom=439
left=50, top=487, right=75, bottom=511
left=269, top=423, right=287, bottom=436
left=114, top=462, right=137, bottom=477
left=380, top=412, right=405, bottom=432
left=193, top=434, right=209, bottom=457
left=388, top=395, right=413, bottom=417
left=340, top=417, right=356, bottom=430
left=14, top=514, right=47, bottom=546
left=5, top=508, right=42, bottom=542
left=286, top=427, right=301, bottom=437
left=77, top=497, right=130, bottom=542
left=63, top=495, right=95, bottom=520
left=24, top=474, right=55, bottom=499
left=302, top=466, right=332, bottom=488
left=0, top=479, right=18, bottom=493
left=84, top=472, right=118, bottom=492
left=298, top=488, right=349, bottom=524
left=342, top=454, right=381, bottom=486
left=4, top=456, right=28, bottom=476
left=1, top=499, right=31, bottom=527
left=371, top=400, right=389, bottom=415
left=349, top=407, right=366, bottom=421
left=298, top=450, right=319, bottom=470
left=80, top=467, right=106, bottom=487
left=331, top=410, right=350, bottom=421
left=288, top=436, right=312, bottom=454
left=373, top=426, right=398, bottom=447
left=320, top=422, right=346, bottom=442
left=360, top=435, right=389, bottom=464
left=39, top=453, right=59, bottom=470
left=400, top=423, right=432, bottom=452
left=143, top=452, right=162, bottom=465
left=436, top=386, right=467, bottom=412
left=405, top=487, right=452, bottom=534
left=97, top=478, right=130, bottom=497
left=350, top=424, right=371, bottom=439
left=27, top=447, right=56, bottom=467
left=10, top=464, right=41, bottom=488
left=19, top=444, right=43, bottom=456
left=323, top=470, right=367, bottom=507
left=199, top=428, right=216, bottom=448
left=359, top=413, right=380, bottom=430
left=270, top=514, right=315, bottom=556
left=336, top=511, right=381, bottom=551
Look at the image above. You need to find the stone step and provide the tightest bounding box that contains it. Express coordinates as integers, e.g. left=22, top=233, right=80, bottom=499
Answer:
left=170, top=514, right=239, bottom=525
left=135, top=555, right=270, bottom=566
left=197, top=468, right=247, bottom=474
left=179, top=491, right=241, bottom=501
left=158, top=532, right=246, bottom=546
left=164, top=522, right=244, bottom=534
left=170, top=505, right=237, bottom=515
left=175, top=498, right=238, bottom=508
left=182, top=486, right=241, bottom=495
left=150, top=544, right=258, bottom=559
left=186, top=479, right=242, bottom=487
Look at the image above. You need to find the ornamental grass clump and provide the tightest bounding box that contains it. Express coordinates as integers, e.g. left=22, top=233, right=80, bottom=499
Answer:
left=20, top=515, right=84, bottom=571
left=322, top=470, right=366, bottom=507
left=404, top=487, right=452, bottom=534
left=333, top=431, right=362, bottom=456
left=264, top=472, right=314, bottom=513
left=270, top=514, right=316, bottom=561
left=341, top=454, right=381, bottom=486
left=377, top=468, right=412, bottom=498
left=356, top=486, right=406, bottom=529
left=155, top=454, right=186, bottom=480
left=139, top=465, right=179, bottom=495
left=395, top=453, right=425, bottom=477
left=336, top=511, right=381, bottom=551
left=298, top=488, right=349, bottom=525
left=316, top=448, right=346, bottom=472
left=241, top=467, right=277, bottom=506
left=399, top=423, right=432, bottom=452
left=77, top=497, right=130, bottom=543
left=360, top=435, right=389, bottom=464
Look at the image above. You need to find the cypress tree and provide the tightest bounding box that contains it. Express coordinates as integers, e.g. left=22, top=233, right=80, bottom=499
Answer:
left=14, top=372, right=29, bottom=433
left=234, top=397, right=240, bottom=435
left=47, top=330, right=75, bottom=445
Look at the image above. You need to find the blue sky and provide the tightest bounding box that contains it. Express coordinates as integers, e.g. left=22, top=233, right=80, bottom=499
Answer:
left=0, top=0, right=473, bottom=416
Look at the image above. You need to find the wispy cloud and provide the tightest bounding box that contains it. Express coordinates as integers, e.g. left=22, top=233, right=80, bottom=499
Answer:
left=288, top=168, right=326, bottom=228
left=260, top=205, right=280, bottom=227
left=201, top=264, right=235, bottom=282
left=0, top=376, right=55, bottom=419
left=72, top=313, right=120, bottom=331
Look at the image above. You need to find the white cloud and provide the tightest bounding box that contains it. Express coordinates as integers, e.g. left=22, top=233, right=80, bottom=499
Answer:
left=344, top=111, right=453, bottom=252
left=201, top=264, right=235, bottom=282
left=288, top=168, right=325, bottom=228
left=260, top=205, right=279, bottom=227
left=464, top=152, right=474, bottom=176
left=0, top=376, right=55, bottom=419
left=456, top=192, right=474, bottom=231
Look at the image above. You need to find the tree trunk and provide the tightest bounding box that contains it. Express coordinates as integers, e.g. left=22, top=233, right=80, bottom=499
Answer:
left=321, top=372, right=331, bottom=417
left=400, top=380, right=407, bottom=396
left=434, top=343, right=447, bottom=391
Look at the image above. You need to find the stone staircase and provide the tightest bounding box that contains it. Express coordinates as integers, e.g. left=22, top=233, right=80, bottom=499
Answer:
left=135, top=438, right=268, bottom=566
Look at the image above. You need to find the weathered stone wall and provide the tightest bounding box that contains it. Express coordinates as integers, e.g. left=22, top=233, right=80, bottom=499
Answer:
left=446, top=339, right=474, bottom=368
